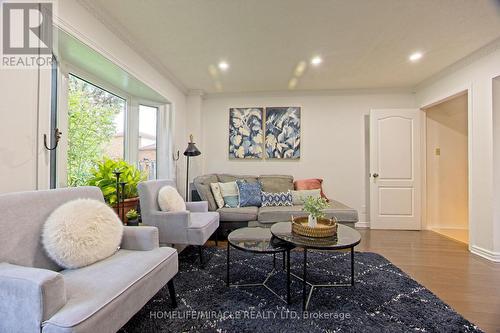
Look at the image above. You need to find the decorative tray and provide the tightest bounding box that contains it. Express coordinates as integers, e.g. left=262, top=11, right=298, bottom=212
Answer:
left=291, top=216, right=338, bottom=238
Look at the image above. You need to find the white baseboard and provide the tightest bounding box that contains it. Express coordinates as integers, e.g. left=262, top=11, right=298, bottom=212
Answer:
left=355, top=221, right=370, bottom=228
left=470, top=245, right=500, bottom=262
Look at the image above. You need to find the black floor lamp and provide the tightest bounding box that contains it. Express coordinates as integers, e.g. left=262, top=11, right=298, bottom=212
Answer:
left=184, top=134, right=201, bottom=201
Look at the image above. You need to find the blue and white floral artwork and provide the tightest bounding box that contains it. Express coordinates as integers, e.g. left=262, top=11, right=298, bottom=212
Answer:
left=265, top=107, right=301, bottom=159
left=229, top=107, right=264, bottom=159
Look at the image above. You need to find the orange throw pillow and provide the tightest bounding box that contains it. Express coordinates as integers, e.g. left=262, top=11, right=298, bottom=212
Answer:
left=294, top=178, right=328, bottom=201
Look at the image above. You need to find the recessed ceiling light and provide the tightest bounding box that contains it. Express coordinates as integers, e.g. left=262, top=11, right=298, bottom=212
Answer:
left=288, top=77, right=298, bottom=90
left=218, top=61, right=229, bottom=71
left=294, top=61, right=307, bottom=77
left=409, top=52, right=423, bottom=62
left=311, top=56, right=322, bottom=66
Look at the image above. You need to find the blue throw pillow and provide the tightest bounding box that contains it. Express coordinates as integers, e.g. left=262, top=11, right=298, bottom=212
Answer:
left=236, top=180, right=262, bottom=207
left=261, top=190, right=293, bottom=207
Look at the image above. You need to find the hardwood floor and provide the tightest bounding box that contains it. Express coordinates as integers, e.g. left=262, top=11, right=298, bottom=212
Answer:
left=356, top=229, right=500, bottom=332
left=209, top=229, right=500, bottom=332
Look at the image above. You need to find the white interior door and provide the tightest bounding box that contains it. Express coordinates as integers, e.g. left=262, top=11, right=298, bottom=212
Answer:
left=370, top=109, right=422, bottom=230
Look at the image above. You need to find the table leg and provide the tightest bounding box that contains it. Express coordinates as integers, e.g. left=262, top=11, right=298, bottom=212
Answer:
left=351, top=246, right=355, bottom=286
left=287, top=249, right=291, bottom=304
left=302, top=248, right=307, bottom=311
left=282, top=251, right=285, bottom=270
left=226, top=241, right=230, bottom=287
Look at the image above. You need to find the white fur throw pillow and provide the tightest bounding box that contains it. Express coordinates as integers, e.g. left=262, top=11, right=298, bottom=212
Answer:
left=42, top=199, right=123, bottom=269
left=158, top=185, right=186, bottom=212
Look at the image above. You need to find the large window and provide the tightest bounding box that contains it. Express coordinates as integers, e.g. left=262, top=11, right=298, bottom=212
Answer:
left=67, top=74, right=126, bottom=186
left=138, top=104, right=158, bottom=180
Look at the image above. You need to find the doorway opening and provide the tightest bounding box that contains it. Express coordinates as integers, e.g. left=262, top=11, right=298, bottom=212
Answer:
left=424, top=92, right=469, bottom=244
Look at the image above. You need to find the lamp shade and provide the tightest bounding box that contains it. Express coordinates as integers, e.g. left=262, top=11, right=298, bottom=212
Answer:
left=183, top=134, right=201, bottom=156
left=184, top=143, right=201, bottom=156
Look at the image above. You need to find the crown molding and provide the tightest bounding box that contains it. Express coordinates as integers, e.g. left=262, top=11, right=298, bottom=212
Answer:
left=415, top=36, right=500, bottom=91
left=203, top=87, right=415, bottom=99
left=76, top=0, right=188, bottom=95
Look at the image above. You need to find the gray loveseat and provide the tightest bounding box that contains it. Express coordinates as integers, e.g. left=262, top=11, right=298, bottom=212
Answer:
left=0, top=187, right=178, bottom=333
left=193, top=174, right=358, bottom=233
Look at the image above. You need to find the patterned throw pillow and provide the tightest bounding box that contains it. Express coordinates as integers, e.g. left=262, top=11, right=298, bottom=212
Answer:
left=218, top=181, right=240, bottom=208
left=290, top=189, right=321, bottom=205
left=210, top=183, right=225, bottom=209
left=236, top=180, right=262, bottom=207
left=261, top=190, right=293, bottom=207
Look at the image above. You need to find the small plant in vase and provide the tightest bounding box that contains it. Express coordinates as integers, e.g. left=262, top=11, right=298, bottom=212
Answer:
left=126, top=209, right=140, bottom=226
left=303, top=196, right=329, bottom=228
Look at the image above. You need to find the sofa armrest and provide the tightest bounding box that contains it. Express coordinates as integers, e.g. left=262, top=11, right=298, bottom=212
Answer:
left=146, top=211, right=191, bottom=244
left=121, top=226, right=159, bottom=251
left=0, top=263, right=66, bottom=333
left=186, top=201, right=208, bottom=213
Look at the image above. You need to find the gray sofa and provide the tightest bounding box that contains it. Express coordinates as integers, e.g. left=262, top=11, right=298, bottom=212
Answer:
left=193, top=174, right=358, bottom=232
left=0, top=187, right=178, bottom=333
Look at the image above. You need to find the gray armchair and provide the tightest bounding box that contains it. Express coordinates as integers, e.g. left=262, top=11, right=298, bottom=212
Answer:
left=0, top=186, right=178, bottom=333
left=138, top=179, right=220, bottom=267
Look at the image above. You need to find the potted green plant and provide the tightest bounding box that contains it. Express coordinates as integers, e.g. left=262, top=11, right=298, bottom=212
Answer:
left=87, top=157, right=146, bottom=222
left=126, top=209, right=140, bottom=226
left=302, top=196, right=329, bottom=228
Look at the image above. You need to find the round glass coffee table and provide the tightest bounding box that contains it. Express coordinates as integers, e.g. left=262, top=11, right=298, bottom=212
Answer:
left=226, top=227, right=291, bottom=303
left=270, top=222, right=362, bottom=310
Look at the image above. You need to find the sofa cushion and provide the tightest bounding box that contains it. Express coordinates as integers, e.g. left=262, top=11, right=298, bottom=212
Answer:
left=236, top=180, right=262, bottom=207
left=258, top=175, right=294, bottom=193
left=325, top=200, right=359, bottom=223
left=294, top=178, right=327, bottom=199
left=44, top=248, right=177, bottom=331
left=261, top=191, right=293, bottom=207
left=0, top=187, right=104, bottom=272
left=258, top=205, right=306, bottom=224
left=258, top=201, right=359, bottom=223
left=290, top=189, right=321, bottom=205
left=193, top=174, right=219, bottom=211
left=209, top=183, right=225, bottom=209
left=158, top=186, right=186, bottom=212
left=217, top=206, right=258, bottom=222
left=42, top=199, right=123, bottom=269
left=218, top=174, right=258, bottom=183
left=187, top=212, right=219, bottom=245
left=218, top=182, right=240, bottom=208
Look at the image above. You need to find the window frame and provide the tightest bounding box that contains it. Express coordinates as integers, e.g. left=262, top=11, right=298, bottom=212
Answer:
left=54, top=62, right=172, bottom=187
left=138, top=103, right=160, bottom=180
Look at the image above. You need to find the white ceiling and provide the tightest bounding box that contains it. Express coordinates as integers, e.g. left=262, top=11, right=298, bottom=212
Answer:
left=79, top=0, right=500, bottom=94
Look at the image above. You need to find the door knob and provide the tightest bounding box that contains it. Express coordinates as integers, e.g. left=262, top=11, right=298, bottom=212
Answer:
left=373, top=173, right=379, bottom=178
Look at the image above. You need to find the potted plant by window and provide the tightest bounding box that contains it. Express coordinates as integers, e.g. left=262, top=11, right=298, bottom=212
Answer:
left=302, top=196, right=329, bottom=228
left=87, top=157, right=146, bottom=223
left=126, top=209, right=140, bottom=226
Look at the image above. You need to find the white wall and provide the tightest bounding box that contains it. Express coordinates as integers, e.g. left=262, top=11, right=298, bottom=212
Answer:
left=199, top=92, right=416, bottom=222
left=0, top=0, right=188, bottom=194
left=0, top=69, right=40, bottom=193
left=425, top=94, right=468, bottom=230
left=416, top=41, right=500, bottom=261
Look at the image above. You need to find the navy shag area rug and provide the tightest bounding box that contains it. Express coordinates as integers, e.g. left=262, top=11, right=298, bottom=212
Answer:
left=120, top=247, right=482, bottom=332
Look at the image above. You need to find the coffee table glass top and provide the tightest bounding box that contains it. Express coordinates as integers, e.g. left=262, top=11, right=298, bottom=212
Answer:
left=270, top=222, right=361, bottom=250
left=228, top=227, right=288, bottom=253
